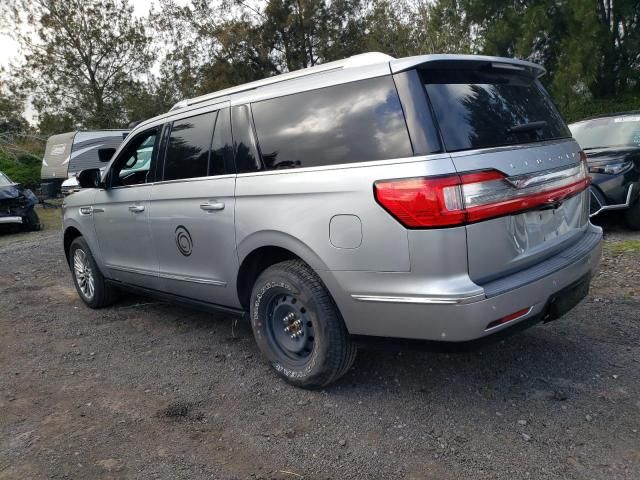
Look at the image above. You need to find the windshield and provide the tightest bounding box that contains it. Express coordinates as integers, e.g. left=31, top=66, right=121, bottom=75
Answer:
left=570, top=115, right=640, bottom=150
left=0, top=172, right=14, bottom=186
left=423, top=68, right=571, bottom=152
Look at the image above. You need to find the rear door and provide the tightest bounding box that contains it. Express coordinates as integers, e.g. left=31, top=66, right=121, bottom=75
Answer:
left=149, top=105, right=238, bottom=306
left=422, top=65, right=590, bottom=283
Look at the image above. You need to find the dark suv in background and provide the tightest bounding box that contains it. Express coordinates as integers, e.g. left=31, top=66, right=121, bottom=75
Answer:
left=570, top=112, right=640, bottom=229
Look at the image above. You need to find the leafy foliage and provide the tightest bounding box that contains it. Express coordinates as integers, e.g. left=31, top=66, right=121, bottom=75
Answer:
left=0, top=150, right=41, bottom=188
left=1, top=0, right=638, bottom=136
left=4, top=0, right=153, bottom=130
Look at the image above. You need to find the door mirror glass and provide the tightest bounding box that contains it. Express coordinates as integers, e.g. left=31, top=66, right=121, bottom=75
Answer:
left=98, top=148, right=116, bottom=163
left=77, top=168, right=102, bottom=189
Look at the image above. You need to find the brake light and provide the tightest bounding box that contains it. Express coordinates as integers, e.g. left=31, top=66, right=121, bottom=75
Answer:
left=374, top=160, right=590, bottom=228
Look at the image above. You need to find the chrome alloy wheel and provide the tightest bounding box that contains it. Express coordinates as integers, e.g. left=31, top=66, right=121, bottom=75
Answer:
left=73, top=248, right=95, bottom=300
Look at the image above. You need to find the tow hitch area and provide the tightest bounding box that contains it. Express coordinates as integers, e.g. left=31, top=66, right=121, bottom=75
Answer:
left=544, top=273, right=592, bottom=323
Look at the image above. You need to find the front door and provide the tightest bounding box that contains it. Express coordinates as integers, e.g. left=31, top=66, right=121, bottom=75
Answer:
left=148, top=105, right=239, bottom=306
left=93, top=127, right=162, bottom=289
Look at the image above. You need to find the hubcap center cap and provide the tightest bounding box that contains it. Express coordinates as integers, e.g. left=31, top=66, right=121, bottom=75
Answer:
left=268, top=295, right=314, bottom=357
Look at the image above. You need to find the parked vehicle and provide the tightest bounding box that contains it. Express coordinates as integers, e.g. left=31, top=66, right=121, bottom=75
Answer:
left=41, top=130, right=128, bottom=196
left=0, top=171, right=40, bottom=231
left=62, top=53, right=602, bottom=388
left=569, top=112, right=640, bottom=228
left=61, top=144, right=154, bottom=195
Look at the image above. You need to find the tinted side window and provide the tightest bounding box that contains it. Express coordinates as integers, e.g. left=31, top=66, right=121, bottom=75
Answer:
left=211, top=107, right=234, bottom=175
left=164, top=112, right=216, bottom=181
left=251, top=76, right=412, bottom=170
left=231, top=105, right=261, bottom=173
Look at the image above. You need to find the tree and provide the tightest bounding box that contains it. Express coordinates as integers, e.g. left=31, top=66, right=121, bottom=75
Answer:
left=464, top=0, right=640, bottom=120
left=0, top=76, right=29, bottom=134
left=4, top=0, right=153, bottom=130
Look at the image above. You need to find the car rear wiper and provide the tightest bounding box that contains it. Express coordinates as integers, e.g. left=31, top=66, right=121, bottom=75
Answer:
left=506, top=121, right=548, bottom=134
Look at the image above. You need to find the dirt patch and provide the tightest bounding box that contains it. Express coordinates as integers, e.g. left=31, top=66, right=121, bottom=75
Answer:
left=0, top=218, right=639, bottom=479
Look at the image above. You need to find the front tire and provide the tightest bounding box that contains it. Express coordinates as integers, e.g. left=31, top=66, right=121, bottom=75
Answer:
left=22, top=208, right=41, bottom=231
left=250, top=260, right=356, bottom=389
left=69, top=237, right=118, bottom=308
left=625, top=197, right=640, bottom=230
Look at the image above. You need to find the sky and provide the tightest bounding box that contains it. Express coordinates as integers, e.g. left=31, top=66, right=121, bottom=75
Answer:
left=0, top=0, right=188, bottom=123
left=0, top=0, right=178, bottom=71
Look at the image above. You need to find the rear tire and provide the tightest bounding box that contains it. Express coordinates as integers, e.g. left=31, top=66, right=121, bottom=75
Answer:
left=625, top=198, right=640, bottom=230
left=249, top=260, right=356, bottom=389
left=69, top=237, right=118, bottom=308
left=22, top=209, right=41, bottom=231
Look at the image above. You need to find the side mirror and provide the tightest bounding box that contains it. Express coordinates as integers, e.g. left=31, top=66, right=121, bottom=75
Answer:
left=98, top=148, right=116, bottom=163
left=77, top=168, right=102, bottom=189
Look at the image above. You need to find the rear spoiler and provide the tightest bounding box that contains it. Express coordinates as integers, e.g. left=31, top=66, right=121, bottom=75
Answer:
left=389, top=54, right=546, bottom=78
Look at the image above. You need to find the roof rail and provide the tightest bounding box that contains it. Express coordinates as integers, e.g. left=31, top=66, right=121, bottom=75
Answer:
left=169, top=52, right=395, bottom=111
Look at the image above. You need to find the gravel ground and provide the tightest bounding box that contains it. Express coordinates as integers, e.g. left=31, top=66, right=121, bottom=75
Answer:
left=1, top=212, right=639, bottom=479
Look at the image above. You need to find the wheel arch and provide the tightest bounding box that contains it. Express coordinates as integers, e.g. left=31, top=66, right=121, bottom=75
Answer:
left=63, top=226, right=83, bottom=263
left=236, top=230, right=330, bottom=310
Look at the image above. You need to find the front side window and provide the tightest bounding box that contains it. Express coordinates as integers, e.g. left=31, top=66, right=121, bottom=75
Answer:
left=164, top=112, right=216, bottom=181
left=424, top=68, right=571, bottom=152
left=251, top=76, right=412, bottom=170
left=110, top=128, right=158, bottom=187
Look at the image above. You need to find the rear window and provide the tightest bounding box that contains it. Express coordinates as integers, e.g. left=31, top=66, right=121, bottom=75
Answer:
left=423, top=69, right=570, bottom=152
left=251, top=76, right=412, bottom=170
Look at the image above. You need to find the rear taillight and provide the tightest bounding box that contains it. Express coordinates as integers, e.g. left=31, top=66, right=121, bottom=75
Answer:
left=374, top=159, right=591, bottom=228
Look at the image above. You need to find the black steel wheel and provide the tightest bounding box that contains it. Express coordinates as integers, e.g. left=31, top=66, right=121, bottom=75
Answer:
left=250, top=259, right=356, bottom=388
left=265, top=292, right=316, bottom=364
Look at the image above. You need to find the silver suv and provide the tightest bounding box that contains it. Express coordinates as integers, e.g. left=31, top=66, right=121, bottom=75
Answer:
left=63, top=53, right=602, bottom=388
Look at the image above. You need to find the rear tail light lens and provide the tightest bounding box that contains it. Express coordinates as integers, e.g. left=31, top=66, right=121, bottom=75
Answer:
left=374, top=158, right=590, bottom=228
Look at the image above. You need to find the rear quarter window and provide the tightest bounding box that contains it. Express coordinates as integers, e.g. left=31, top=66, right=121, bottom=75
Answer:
left=251, top=76, right=412, bottom=170
left=423, top=68, right=570, bottom=152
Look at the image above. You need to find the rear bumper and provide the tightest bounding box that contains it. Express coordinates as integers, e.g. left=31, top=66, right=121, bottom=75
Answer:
left=320, top=224, right=602, bottom=342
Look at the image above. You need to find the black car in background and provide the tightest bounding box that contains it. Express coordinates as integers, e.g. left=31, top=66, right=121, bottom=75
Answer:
left=570, top=112, right=640, bottom=229
left=0, top=171, right=41, bottom=231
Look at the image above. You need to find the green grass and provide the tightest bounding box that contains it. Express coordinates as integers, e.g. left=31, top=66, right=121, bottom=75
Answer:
left=37, top=203, right=63, bottom=232
left=607, top=240, right=640, bottom=255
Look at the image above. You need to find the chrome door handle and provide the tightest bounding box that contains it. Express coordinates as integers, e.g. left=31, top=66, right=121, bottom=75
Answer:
left=200, top=202, right=225, bottom=211
left=128, top=205, right=145, bottom=213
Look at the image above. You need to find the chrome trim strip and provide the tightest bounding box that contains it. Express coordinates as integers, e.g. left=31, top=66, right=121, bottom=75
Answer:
left=0, top=216, right=23, bottom=224
left=505, top=163, right=583, bottom=189
left=350, top=293, right=485, bottom=305
left=234, top=153, right=451, bottom=178
left=105, top=264, right=227, bottom=287
left=159, top=272, right=227, bottom=287
left=590, top=184, right=635, bottom=217
left=152, top=174, right=236, bottom=186
left=105, top=264, right=157, bottom=277
left=448, top=138, right=576, bottom=158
